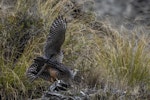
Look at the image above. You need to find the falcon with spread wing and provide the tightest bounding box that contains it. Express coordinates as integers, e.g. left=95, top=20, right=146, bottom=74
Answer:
left=26, top=16, right=74, bottom=83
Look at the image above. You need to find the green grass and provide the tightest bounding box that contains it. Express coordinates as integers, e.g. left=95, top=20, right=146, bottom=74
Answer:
left=0, top=0, right=150, bottom=99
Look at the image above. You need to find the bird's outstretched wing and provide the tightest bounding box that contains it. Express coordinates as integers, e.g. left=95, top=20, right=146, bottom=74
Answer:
left=26, top=57, right=51, bottom=81
left=44, top=16, right=67, bottom=59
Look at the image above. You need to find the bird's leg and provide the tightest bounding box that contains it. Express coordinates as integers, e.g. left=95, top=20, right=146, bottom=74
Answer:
left=30, top=64, right=47, bottom=82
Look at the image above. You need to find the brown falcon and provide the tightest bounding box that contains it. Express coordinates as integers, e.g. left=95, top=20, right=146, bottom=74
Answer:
left=26, top=16, right=74, bottom=83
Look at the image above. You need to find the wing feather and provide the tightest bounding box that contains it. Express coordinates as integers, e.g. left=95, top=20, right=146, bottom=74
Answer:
left=44, top=16, right=67, bottom=59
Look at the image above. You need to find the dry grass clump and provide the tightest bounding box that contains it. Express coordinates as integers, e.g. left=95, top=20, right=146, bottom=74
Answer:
left=0, top=0, right=150, bottom=99
left=0, top=0, right=94, bottom=99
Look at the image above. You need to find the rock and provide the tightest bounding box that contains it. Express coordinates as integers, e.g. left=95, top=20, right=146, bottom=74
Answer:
left=41, top=80, right=90, bottom=100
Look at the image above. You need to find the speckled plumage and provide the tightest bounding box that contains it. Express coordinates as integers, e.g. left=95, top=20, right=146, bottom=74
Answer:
left=26, top=16, right=74, bottom=83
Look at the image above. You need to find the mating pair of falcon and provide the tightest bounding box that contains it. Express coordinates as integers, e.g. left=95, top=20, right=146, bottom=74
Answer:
left=26, top=16, right=75, bottom=86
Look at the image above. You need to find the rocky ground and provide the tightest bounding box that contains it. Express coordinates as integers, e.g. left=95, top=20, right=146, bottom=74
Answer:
left=81, top=0, right=150, bottom=30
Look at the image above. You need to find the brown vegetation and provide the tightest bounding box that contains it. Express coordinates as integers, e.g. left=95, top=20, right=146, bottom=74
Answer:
left=0, top=0, right=150, bottom=99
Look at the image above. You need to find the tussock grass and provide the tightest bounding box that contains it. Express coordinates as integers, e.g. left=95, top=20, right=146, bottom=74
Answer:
left=0, top=0, right=150, bottom=99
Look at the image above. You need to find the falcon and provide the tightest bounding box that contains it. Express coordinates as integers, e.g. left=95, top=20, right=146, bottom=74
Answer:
left=26, top=16, right=75, bottom=84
